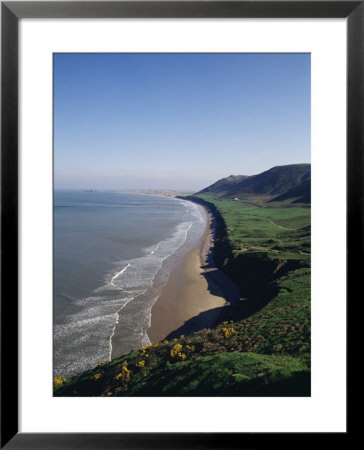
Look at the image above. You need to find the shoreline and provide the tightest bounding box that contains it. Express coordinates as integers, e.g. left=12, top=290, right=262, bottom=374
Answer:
left=147, top=203, right=240, bottom=343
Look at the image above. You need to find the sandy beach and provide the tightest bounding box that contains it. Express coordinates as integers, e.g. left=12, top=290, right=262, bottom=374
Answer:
left=148, top=206, right=240, bottom=343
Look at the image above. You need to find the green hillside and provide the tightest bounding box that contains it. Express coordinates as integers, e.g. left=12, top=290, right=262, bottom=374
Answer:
left=197, top=164, right=311, bottom=203
left=198, top=174, right=250, bottom=197
left=269, top=178, right=311, bottom=204
left=54, top=174, right=311, bottom=397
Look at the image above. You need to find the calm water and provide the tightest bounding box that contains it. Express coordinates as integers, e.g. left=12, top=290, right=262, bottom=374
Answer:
left=53, top=191, right=206, bottom=377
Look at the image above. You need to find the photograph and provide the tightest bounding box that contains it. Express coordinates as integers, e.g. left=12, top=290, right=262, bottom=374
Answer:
left=52, top=52, right=311, bottom=397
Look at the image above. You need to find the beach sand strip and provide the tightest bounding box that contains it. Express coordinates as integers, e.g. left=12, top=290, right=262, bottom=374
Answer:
left=147, top=207, right=240, bottom=343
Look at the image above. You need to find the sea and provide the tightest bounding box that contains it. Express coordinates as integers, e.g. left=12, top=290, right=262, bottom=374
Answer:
left=53, top=190, right=207, bottom=377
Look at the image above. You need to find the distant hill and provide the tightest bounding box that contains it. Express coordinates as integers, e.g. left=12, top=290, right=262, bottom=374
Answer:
left=198, top=175, right=250, bottom=197
left=196, top=164, right=311, bottom=204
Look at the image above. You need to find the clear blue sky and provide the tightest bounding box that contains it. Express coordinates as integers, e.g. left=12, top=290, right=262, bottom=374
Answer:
left=54, top=53, right=310, bottom=191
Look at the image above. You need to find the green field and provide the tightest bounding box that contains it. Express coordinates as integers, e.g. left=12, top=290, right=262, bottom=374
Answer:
left=55, top=194, right=311, bottom=397
left=198, top=194, right=311, bottom=260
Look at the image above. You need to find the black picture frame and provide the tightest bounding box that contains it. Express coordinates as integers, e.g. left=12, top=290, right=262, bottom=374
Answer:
left=1, top=1, right=358, bottom=448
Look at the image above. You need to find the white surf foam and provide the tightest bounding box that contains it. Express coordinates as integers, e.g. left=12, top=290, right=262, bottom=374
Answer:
left=110, top=263, right=131, bottom=287
left=106, top=220, right=193, bottom=359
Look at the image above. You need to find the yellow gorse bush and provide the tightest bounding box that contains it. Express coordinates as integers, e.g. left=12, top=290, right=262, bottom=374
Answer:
left=141, top=345, right=151, bottom=358
left=170, top=343, right=187, bottom=360
left=91, top=372, right=102, bottom=381
left=53, top=376, right=67, bottom=389
left=97, top=360, right=108, bottom=367
left=222, top=327, right=236, bottom=339
left=170, top=343, right=182, bottom=356
left=136, top=360, right=145, bottom=368
left=115, top=361, right=131, bottom=384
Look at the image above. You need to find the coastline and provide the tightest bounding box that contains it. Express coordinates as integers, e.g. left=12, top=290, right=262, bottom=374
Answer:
left=147, top=204, right=240, bottom=343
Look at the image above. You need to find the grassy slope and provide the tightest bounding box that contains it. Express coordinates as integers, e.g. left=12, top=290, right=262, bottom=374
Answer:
left=197, top=164, right=310, bottom=199
left=55, top=195, right=311, bottom=397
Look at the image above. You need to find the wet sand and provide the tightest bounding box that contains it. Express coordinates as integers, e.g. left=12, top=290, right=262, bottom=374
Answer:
left=147, top=207, right=240, bottom=343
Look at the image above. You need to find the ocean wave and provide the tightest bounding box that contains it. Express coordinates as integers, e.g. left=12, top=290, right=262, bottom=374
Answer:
left=54, top=197, right=207, bottom=377
left=103, top=220, right=194, bottom=359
